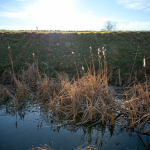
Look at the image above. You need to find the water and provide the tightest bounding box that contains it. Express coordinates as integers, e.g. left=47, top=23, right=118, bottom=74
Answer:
left=0, top=101, right=150, bottom=150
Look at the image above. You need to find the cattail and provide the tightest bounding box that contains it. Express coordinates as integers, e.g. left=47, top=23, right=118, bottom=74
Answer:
left=8, top=45, right=11, bottom=55
left=82, top=66, right=84, bottom=71
left=143, top=56, right=146, bottom=67
left=104, top=49, right=106, bottom=58
left=8, top=45, right=14, bottom=74
left=33, top=53, right=35, bottom=60
left=102, top=47, right=105, bottom=55
left=89, top=47, right=94, bottom=61
left=98, top=48, right=101, bottom=59
left=102, top=47, right=106, bottom=58
left=72, top=51, right=75, bottom=59
left=89, top=47, right=92, bottom=53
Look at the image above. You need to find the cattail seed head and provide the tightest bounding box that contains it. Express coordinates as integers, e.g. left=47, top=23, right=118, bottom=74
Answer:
left=82, top=66, right=84, bottom=71
left=89, top=47, right=94, bottom=61
left=33, top=53, right=35, bottom=60
left=143, top=57, right=146, bottom=67
left=98, top=48, right=101, bottom=59
left=8, top=45, right=11, bottom=55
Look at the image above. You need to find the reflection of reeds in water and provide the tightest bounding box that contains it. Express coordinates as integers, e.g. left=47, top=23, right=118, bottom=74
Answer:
left=0, top=46, right=149, bottom=132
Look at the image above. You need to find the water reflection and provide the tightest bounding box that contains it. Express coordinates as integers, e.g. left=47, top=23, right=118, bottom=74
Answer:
left=0, top=100, right=150, bottom=150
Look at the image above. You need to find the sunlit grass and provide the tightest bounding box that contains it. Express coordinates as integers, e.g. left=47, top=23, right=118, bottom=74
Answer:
left=0, top=30, right=150, bottom=80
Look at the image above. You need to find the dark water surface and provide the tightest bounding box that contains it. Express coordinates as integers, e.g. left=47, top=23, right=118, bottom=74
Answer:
left=0, top=101, right=150, bottom=150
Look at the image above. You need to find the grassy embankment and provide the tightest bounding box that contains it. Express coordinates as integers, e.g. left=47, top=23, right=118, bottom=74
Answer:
left=0, top=30, right=150, bottom=81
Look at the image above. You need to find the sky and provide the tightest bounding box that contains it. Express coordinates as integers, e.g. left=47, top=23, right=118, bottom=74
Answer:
left=0, top=0, right=150, bottom=31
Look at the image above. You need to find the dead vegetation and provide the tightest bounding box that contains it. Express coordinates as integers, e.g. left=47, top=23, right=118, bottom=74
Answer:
left=0, top=46, right=149, bottom=134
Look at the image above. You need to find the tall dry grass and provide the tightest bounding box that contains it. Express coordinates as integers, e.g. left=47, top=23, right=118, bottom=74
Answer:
left=0, top=46, right=149, bottom=133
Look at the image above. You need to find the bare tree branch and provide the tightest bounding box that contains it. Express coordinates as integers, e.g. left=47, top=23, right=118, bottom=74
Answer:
left=102, top=20, right=116, bottom=31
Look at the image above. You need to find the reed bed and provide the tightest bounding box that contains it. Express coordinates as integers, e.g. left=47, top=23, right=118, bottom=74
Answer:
left=0, top=46, right=149, bottom=133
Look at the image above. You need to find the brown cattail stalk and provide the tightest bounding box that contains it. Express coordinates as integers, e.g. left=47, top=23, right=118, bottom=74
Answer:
left=8, top=46, right=14, bottom=75
left=84, top=57, right=89, bottom=72
left=102, top=47, right=107, bottom=84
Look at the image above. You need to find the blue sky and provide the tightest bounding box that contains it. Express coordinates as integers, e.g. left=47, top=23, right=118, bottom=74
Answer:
left=0, top=0, right=150, bottom=31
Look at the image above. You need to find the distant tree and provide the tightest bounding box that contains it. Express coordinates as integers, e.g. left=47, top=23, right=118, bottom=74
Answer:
left=101, top=20, right=116, bottom=31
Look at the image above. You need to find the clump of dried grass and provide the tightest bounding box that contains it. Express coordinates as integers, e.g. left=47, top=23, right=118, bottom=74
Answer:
left=121, top=81, right=150, bottom=129
left=50, top=47, right=116, bottom=125
left=0, top=46, right=149, bottom=132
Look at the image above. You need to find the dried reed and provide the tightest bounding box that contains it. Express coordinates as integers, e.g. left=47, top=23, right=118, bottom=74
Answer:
left=0, top=46, right=149, bottom=133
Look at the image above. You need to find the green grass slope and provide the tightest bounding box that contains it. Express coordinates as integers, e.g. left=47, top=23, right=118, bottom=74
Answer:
left=0, top=30, right=150, bottom=79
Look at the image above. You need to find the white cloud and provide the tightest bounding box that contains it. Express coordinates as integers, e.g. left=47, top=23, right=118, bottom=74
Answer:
left=0, top=0, right=75, bottom=19
left=88, top=11, right=93, bottom=13
left=117, top=21, right=150, bottom=30
left=0, top=12, right=30, bottom=18
left=118, top=0, right=150, bottom=11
